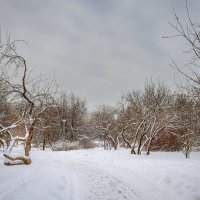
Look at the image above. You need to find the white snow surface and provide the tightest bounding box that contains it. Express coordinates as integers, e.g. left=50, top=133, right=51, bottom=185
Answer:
left=0, top=148, right=200, bottom=200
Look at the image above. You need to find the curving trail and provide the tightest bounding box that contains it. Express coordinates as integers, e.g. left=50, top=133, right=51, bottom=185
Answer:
left=0, top=149, right=199, bottom=200
left=0, top=150, right=142, bottom=200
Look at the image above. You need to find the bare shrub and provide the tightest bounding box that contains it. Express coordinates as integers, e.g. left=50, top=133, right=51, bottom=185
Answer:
left=52, top=140, right=81, bottom=151
left=79, top=138, right=96, bottom=149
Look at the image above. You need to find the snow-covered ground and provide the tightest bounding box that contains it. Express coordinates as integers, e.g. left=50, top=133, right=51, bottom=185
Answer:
left=0, top=148, right=200, bottom=200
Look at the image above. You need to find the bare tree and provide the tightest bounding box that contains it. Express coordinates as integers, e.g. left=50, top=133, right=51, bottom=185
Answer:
left=164, top=2, right=200, bottom=156
left=0, top=37, right=56, bottom=165
left=172, top=93, right=200, bottom=158
left=119, top=80, right=175, bottom=155
left=165, top=1, right=200, bottom=86
left=91, top=105, right=121, bottom=150
left=56, top=93, right=87, bottom=142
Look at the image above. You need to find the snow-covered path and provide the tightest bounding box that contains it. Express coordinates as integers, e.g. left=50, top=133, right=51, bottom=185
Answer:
left=0, top=149, right=200, bottom=200
left=0, top=150, right=142, bottom=200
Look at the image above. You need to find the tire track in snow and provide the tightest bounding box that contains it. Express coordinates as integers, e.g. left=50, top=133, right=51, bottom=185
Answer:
left=62, top=159, right=143, bottom=200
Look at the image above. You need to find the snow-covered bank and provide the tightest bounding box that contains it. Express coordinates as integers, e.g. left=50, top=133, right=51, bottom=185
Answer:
left=0, top=148, right=200, bottom=200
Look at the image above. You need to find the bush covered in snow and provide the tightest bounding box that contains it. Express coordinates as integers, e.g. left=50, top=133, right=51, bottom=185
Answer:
left=52, top=139, right=97, bottom=151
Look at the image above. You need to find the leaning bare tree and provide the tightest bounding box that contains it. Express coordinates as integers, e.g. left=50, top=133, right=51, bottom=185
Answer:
left=0, top=36, right=56, bottom=165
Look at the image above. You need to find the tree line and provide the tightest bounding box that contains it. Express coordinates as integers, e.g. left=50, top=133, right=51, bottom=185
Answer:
left=1, top=3, right=200, bottom=165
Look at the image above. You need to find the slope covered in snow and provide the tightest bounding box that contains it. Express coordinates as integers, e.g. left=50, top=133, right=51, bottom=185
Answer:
left=0, top=148, right=199, bottom=200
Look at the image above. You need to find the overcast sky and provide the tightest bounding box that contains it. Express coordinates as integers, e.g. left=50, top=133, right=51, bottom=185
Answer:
left=1, top=0, right=200, bottom=110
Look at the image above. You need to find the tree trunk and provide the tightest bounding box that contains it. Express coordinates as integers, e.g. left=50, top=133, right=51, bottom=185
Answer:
left=137, top=137, right=143, bottom=155
left=131, top=147, right=136, bottom=154
left=103, top=136, right=106, bottom=150
left=24, top=127, right=34, bottom=157
left=137, top=133, right=147, bottom=155
left=146, top=138, right=153, bottom=155
left=43, top=132, right=46, bottom=151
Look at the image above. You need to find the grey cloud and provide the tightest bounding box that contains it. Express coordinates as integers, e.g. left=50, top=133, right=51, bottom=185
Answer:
left=1, top=0, right=200, bottom=110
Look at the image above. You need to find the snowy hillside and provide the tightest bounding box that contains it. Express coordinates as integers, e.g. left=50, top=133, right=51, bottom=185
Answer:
left=0, top=148, right=200, bottom=200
